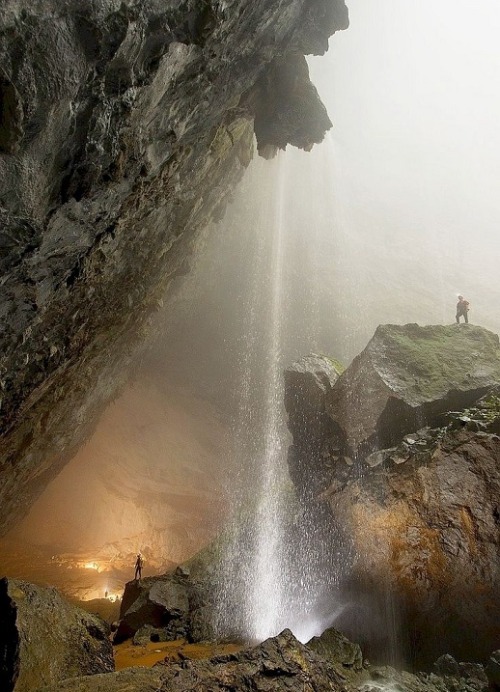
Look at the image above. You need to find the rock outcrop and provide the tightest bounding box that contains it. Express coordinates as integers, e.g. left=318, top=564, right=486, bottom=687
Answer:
left=285, top=324, right=500, bottom=665
left=0, top=0, right=349, bottom=535
left=114, top=565, right=214, bottom=644
left=326, top=324, right=500, bottom=457
left=37, top=626, right=499, bottom=692
left=0, top=577, right=113, bottom=692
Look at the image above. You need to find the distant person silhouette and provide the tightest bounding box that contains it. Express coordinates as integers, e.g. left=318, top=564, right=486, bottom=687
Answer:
left=134, top=553, right=144, bottom=580
left=456, top=295, right=470, bottom=324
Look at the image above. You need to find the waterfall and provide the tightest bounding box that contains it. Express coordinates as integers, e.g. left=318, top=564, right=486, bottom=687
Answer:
left=214, top=144, right=351, bottom=643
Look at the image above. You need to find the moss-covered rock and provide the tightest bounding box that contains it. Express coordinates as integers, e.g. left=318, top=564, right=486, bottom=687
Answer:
left=326, top=324, right=500, bottom=456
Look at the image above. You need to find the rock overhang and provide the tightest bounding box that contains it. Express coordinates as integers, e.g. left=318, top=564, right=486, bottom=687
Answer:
left=0, top=0, right=349, bottom=534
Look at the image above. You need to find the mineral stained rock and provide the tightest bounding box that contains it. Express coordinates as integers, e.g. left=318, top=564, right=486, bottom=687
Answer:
left=285, top=324, right=500, bottom=664
left=326, top=323, right=500, bottom=456
left=0, top=577, right=113, bottom=692
left=0, top=0, right=349, bottom=535
left=38, top=627, right=497, bottom=692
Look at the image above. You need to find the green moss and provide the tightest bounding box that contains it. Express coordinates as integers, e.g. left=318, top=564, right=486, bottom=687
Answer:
left=371, top=324, right=500, bottom=399
left=320, top=355, right=345, bottom=374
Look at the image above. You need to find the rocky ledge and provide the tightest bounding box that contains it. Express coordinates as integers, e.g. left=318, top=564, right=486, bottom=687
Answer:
left=285, top=324, right=500, bottom=665
left=0, top=0, right=349, bottom=535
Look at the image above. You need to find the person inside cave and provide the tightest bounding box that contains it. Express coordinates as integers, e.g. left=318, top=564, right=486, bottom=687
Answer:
left=456, top=294, right=470, bottom=324
left=134, top=553, right=144, bottom=580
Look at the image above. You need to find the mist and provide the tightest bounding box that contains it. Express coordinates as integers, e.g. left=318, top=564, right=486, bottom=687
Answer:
left=3, top=0, right=500, bottom=625
left=149, top=0, right=500, bottom=402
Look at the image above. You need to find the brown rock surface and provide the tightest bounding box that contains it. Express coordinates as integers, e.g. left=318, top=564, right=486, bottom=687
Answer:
left=285, top=326, right=500, bottom=664
left=0, top=578, right=113, bottom=692
left=328, top=428, right=500, bottom=662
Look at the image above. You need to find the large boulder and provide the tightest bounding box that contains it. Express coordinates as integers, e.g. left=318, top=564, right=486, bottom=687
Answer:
left=285, top=325, right=500, bottom=665
left=114, top=567, right=213, bottom=644
left=0, top=578, right=113, bottom=692
left=326, top=324, right=500, bottom=456
left=307, top=626, right=363, bottom=678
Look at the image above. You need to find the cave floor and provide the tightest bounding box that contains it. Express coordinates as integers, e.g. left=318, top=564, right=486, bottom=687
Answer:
left=114, top=640, right=244, bottom=670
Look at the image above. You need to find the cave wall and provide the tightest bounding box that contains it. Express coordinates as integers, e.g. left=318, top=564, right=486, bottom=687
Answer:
left=0, top=0, right=349, bottom=534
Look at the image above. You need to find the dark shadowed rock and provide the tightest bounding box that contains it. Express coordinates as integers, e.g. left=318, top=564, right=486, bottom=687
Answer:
left=326, top=324, right=500, bottom=456
left=39, top=667, right=165, bottom=692
left=0, top=578, right=113, bottom=692
left=307, top=626, right=363, bottom=678
left=486, top=650, right=500, bottom=689
left=114, top=570, right=213, bottom=644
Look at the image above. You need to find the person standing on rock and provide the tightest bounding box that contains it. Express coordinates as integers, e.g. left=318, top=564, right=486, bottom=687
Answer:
left=456, top=295, right=470, bottom=324
left=134, top=553, right=144, bottom=580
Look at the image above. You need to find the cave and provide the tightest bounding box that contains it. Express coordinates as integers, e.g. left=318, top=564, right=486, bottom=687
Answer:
left=1, top=0, right=500, bottom=690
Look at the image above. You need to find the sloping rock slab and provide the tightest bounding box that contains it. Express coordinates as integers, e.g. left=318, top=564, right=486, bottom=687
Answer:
left=0, top=578, right=113, bottom=692
left=326, top=324, right=500, bottom=455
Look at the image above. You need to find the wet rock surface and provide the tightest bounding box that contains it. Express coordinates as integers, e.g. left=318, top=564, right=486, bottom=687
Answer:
left=326, top=324, right=500, bottom=456
left=308, top=626, right=364, bottom=679
left=37, top=625, right=499, bottom=692
left=0, top=577, right=113, bottom=692
left=0, top=0, right=348, bottom=536
left=285, top=325, right=500, bottom=665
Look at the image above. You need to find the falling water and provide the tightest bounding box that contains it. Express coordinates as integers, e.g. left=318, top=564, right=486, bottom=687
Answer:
left=245, top=157, right=287, bottom=640
left=214, top=143, right=353, bottom=643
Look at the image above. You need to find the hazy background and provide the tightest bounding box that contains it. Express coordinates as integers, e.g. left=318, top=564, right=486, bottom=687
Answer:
left=3, top=0, right=500, bottom=594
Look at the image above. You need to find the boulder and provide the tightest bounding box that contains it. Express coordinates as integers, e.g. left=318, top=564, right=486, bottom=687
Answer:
left=284, top=326, right=500, bottom=665
left=307, top=626, right=364, bottom=677
left=326, top=324, right=500, bottom=456
left=0, top=578, right=113, bottom=692
left=114, top=570, right=214, bottom=644
left=285, top=353, right=343, bottom=440
left=285, top=354, right=344, bottom=497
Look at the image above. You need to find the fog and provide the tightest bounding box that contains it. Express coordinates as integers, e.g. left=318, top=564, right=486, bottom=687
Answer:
left=308, top=0, right=500, bottom=335
left=3, top=0, right=500, bottom=604
left=150, top=0, right=500, bottom=400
